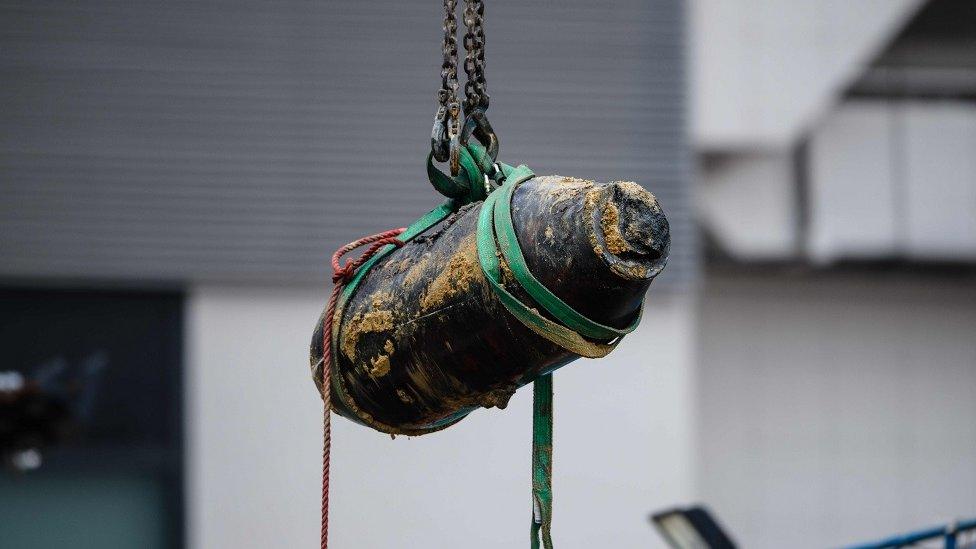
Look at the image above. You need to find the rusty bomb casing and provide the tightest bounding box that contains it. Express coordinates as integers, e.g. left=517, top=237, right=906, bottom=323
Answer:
left=310, top=175, right=669, bottom=435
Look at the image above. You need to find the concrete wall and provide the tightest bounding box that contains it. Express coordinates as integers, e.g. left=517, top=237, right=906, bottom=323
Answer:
left=187, top=284, right=696, bottom=548
left=691, top=0, right=924, bottom=149
left=698, top=272, right=976, bottom=549
left=810, top=100, right=976, bottom=263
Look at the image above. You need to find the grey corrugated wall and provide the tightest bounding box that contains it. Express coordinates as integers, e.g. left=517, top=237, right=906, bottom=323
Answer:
left=0, top=0, right=694, bottom=288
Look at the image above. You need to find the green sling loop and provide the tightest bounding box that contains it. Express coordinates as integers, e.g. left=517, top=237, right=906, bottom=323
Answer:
left=476, top=167, right=625, bottom=359
left=490, top=175, right=642, bottom=341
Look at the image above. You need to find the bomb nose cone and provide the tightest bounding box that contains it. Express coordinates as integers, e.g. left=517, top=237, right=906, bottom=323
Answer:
left=591, top=181, right=670, bottom=281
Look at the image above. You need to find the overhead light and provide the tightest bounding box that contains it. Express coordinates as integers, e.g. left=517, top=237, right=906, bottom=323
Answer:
left=651, top=505, right=737, bottom=549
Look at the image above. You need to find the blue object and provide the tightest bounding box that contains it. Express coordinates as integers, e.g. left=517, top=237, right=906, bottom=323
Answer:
left=843, top=518, right=976, bottom=549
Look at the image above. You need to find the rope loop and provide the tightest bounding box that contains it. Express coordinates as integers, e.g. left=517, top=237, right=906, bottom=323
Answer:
left=321, top=227, right=406, bottom=549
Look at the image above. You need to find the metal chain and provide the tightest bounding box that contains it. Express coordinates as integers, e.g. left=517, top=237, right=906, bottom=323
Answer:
left=462, top=0, right=488, bottom=113
left=432, top=0, right=461, bottom=164
left=433, top=0, right=496, bottom=171
left=439, top=0, right=460, bottom=114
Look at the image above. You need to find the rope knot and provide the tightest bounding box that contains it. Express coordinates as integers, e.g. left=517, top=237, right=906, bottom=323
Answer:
left=329, top=229, right=407, bottom=286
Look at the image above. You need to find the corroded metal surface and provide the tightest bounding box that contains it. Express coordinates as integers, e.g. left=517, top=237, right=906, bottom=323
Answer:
left=310, top=175, right=669, bottom=435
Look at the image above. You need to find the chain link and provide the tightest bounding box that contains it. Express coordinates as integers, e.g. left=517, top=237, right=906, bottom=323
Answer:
left=438, top=0, right=459, bottom=113
left=462, top=0, right=488, bottom=113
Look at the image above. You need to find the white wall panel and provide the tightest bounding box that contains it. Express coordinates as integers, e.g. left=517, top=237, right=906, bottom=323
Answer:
left=187, top=285, right=697, bottom=548
left=697, top=152, right=797, bottom=259
left=809, top=102, right=900, bottom=262
left=809, top=100, right=976, bottom=263
left=698, top=273, right=976, bottom=549
left=903, top=102, right=976, bottom=260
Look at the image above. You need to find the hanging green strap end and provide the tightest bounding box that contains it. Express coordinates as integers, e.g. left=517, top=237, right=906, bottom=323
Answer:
left=531, top=374, right=554, bottom=549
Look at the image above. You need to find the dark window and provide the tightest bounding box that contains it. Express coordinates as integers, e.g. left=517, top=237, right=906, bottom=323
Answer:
left=0, top=287, right=184, bottom=549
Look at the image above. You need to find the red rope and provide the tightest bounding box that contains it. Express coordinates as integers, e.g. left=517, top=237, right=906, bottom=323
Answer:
left=321, top=228, right=406, bottom=549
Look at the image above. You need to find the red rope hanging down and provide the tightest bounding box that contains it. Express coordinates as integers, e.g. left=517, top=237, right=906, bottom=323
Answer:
left=321, top=228, right=406, bottom=549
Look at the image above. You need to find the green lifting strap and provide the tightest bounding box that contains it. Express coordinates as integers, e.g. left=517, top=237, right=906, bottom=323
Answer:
left=476, top=166, right=622, bottom=358
left=472, top=149, right=646, bottom=549
left=491, top=173, right=643, bottom=340
left=338, top=143, right=643, bottom=545
left=332, top=141, right=503, bottom=434
left=329, top=199, right=469, bottom=435
left=531, top=374, right=554, bottom=549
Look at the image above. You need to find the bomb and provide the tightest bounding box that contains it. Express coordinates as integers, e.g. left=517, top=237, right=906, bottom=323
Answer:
left=310, top=173, right=669, bottom=436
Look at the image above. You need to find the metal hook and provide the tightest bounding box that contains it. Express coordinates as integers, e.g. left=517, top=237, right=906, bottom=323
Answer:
left=460, top=107, right=499, bottom=163
left=430, top=106, right=450, bottom=163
